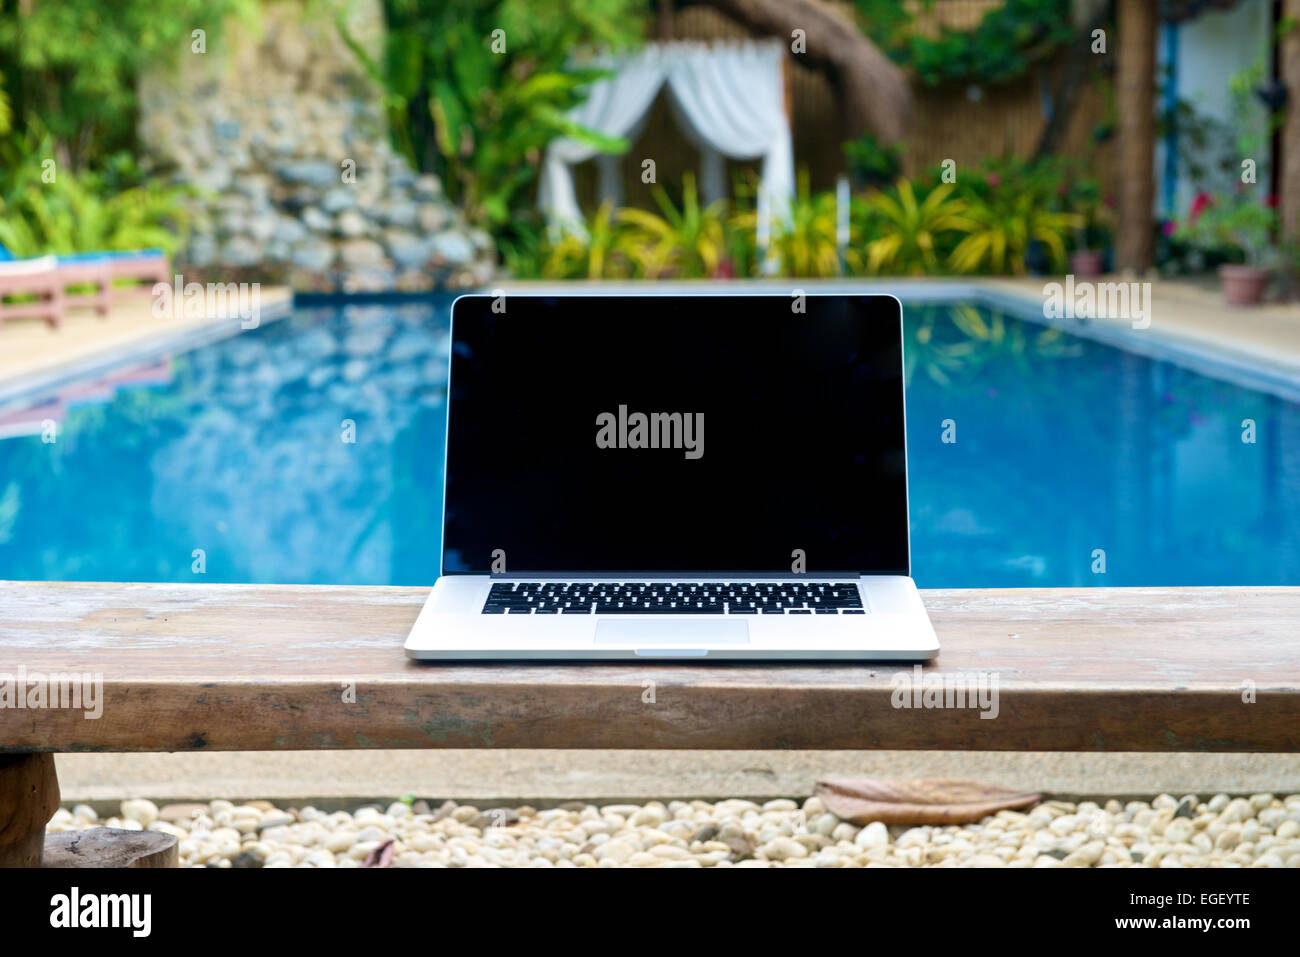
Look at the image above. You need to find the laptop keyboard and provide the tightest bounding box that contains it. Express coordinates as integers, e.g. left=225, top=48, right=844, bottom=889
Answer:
left=482, top=582, right=866, bottom=615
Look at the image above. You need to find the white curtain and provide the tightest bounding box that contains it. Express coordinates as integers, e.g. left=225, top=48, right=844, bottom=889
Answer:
left=537, top=48, right=666, bottom=234
left=538, top=41, right=794, bottom=249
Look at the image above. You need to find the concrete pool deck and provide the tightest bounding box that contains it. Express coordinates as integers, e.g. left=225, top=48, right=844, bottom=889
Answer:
left=0, top=286, right=293, bottom=407
left=2, top=276, right=1298, bottom=399
left=53, top=749, right=1300, bottom=806
left=984, top=275, right=1300, bottom=398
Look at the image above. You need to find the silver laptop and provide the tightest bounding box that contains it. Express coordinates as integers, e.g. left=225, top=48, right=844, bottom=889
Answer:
left=404, top=293, right=939, bottom=660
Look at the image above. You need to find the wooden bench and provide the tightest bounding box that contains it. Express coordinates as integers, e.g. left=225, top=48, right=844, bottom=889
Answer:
left=2, top=582, right=1297, bottom=866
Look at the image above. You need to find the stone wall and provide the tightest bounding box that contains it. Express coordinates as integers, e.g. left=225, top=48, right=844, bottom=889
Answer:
left=139, top=0, right=494, bottom=292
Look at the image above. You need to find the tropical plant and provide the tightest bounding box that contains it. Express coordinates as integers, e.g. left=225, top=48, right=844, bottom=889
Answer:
left=853, top=179, right=974, bottom=275
left=1174, top=190, right=1278, bottom=266
left=722, top=170, right=763, bottom=279
left=0, top=131, right=192, bottom=257
left=0, top=0, right=255, bottom=171
left=338, top=0, right=643, bottom=244
left=537, top=202, right=632, bottom=280
left=855, top=0, right=1075, bottom=87
left=1063, top=171, right=1111, bottom=252
left=842, top=131, right=901, bottom=189
left=768, top=171, right=841, bottom=278
left=617, top=173, right=728, bottom=279
left=950, top=191, right=1082, bottom=274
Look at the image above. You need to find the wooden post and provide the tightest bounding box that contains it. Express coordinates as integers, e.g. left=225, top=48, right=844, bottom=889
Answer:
left=657, top=0, right=674, bottom=41
left=43, top=829, right=178, bottom=868
left=1281, top=0, right=1300, bottom=246
left=0, top=754, right=60, bottom=868
left=1115, top=0, right=1158, bottom=274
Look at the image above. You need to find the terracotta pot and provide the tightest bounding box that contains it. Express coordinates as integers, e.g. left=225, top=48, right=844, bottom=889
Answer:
left=1218, top=264, right=1272, bottom=306
left=1069, top=250, right=1105, bottom=277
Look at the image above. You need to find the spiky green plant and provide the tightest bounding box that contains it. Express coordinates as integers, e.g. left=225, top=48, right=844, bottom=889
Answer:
left=855, top=179, right=974, bottom=275
left=616, top=172, right=728, bottom=279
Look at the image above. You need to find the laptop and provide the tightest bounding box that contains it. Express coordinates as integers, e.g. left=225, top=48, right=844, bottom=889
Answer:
left=404, top=293, right=940, bottom=661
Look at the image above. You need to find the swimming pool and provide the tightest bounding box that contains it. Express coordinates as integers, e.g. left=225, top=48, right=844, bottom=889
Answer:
left=0, top=297, right=1296, bottom=587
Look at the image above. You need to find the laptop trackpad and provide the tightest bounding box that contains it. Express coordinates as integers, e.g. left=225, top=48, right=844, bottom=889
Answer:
left=594, top=619, right=750, bottom=646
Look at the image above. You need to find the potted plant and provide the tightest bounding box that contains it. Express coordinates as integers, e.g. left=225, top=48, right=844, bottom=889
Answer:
left=1175, top=189, right=1278, bottom=305
left=1067, top=181, right=1112, bottom=278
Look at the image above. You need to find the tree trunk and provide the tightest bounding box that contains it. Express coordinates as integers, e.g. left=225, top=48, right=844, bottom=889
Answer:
left=1034, top=0, right=1113, bottom=159
left=1281, top=0, right=1300, bottom=245
left=708, top=0, right=912, bottom=144
left=1115, top=0, right=1158, bottom=273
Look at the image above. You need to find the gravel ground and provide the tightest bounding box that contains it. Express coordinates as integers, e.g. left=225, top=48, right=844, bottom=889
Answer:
left=47, top=792, right=1300, bottom=868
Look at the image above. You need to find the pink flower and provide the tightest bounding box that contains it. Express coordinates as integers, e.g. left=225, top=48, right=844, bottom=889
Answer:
left=1189, top=191, right=1213, bottom=223
left=1162, top=219, right=1176, bottom=237
left=986, top=173, right=1002, bottom=188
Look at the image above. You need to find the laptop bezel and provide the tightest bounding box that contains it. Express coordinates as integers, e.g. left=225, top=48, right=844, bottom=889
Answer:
left=438, top=292, right=912, bottom=579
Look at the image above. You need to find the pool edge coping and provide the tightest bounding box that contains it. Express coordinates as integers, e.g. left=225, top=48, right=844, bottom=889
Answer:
left=0, top=295, right=295, bottom=413
left=2, top=279, right=1299, bottom=408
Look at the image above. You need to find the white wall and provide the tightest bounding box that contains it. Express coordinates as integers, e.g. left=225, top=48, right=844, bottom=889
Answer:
left=1157, top=0, right=1274, bottom=218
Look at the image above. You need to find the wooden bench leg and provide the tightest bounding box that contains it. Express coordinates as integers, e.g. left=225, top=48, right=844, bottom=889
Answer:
left=0, top=754, right=178, bottom=868
left=0, top=753, right=60, bottom=867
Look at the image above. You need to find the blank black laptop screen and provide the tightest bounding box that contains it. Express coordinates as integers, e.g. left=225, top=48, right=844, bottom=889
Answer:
left=441, top=295, right=909, bottom=576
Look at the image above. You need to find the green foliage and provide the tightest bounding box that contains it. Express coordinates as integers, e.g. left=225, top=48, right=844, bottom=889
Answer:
left=515, top=157, right=1107, bottom=281
left=766, top=171, right=840, bottom=278
left=842, top=131, right=901, bottom=189
left=721, top=172, right=762, bottom=279
left=855, top=0, right=1075, bottom=87
left=340, top=0, right=644, bottom=242
left=1174, top=192, right=1278, bottom=267
left=616, top=173, right=728, bottom=279
left=948, top=158, right=1083, bottom=274
left=0, top=0, right=255, bottom=171
left=854, top=179, right=973, bottom=275
left=1061, top=169, right=1110, bottom=252
left=0, top=130, right=192, bottom=257
left=0, top=1, right=238, bottom=258
left=539, top=201, right=634, bottom=279
left=1167, top=60, right=1282, bottom=268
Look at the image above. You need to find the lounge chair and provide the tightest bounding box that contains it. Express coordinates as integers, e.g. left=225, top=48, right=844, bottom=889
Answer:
left=0, top=244, right=171, bottom=328
left=0, top=255, right=63, bottom=328
left=55, top=248, right=170, bottom=303
left=52, top=254, right=113, bottom=316
left=100, top=248, right=171, bottom=297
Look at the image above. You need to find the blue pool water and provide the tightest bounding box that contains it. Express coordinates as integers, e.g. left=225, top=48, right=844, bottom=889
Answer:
left=0, top=298, right=1296, bottom=587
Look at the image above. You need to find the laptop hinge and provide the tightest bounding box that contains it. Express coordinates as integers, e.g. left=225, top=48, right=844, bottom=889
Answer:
left=486, top=571, right=864, bottom=580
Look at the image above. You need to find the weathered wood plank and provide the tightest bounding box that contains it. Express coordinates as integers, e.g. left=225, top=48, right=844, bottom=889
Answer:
left=0, top=582, right=1296, bottom=752
left=42, top=828, right=178, bottom=868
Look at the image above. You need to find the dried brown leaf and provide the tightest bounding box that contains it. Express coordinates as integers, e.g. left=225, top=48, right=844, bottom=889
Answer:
left=362, top=839, right=394, bottom=868
left=815, top=777, right=1041, bottom=825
